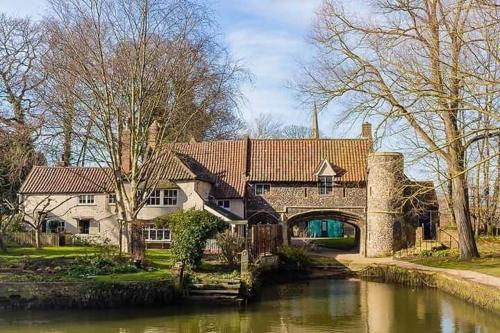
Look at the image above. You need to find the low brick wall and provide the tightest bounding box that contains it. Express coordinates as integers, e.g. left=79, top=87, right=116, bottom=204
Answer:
left=0, top=280, right=177, bottom=310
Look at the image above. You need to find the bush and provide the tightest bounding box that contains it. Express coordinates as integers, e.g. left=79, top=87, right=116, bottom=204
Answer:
left=156, top=209, right=227, bottom=269
left=216, top=230, right=245, bottom=266
left=67, top=254, right=138, bottom=278
left=278, top=246, right=312, bottom=269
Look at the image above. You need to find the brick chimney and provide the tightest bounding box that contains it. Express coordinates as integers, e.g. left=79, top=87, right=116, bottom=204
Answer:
left=148, top=120, right=159, bottom=150
left=121, top=127, right=131, bottom=173
left=361, top=122, right=372, bottom=139
left=55, top=155, right=69, bottom=167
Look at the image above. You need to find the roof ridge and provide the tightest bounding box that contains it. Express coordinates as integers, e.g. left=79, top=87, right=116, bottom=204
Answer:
left=249, top=138, right=370, bottom=141
left=36, top=165, right=110, bottom=169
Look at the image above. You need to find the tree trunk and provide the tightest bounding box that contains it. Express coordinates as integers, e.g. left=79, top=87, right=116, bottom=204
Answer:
left=35, top=228, right=41, bottom=249
left=130, top=222, right=145, bottom=265
left=450, top=169, right=480, bottom=260
left=0, top=233, right=6, bottom=252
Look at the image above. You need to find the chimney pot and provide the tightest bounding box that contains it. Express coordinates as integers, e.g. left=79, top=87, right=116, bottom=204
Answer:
left=361, top=122, right=372, bottom=139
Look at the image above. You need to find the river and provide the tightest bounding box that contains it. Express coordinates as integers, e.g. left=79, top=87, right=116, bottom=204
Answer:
left=0, top=279, right=498, bottom=333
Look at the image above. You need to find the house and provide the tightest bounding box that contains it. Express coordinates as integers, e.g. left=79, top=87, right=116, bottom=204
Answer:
left=19, top=123, right=439, bottom=257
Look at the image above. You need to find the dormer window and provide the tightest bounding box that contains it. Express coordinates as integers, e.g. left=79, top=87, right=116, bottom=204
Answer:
left=319, top=176, right=333, bottom=195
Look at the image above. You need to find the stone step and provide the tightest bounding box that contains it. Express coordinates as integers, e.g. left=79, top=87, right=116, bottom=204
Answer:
left=189, top=289, right=240, bottom=296
left=191, top=283, right=241, bottom=290
left=310, top=265, right=350, bottom=271
left=182, top=295, right=244, bottom=305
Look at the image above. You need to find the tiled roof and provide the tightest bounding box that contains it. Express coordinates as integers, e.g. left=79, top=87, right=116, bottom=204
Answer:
left=248, top=139, right=371, bottom=182
left=20, top=166, right=113, bottom=194
left=20, top=138, right=371, bottom=197
left=167, top=140, right=247, bottom=198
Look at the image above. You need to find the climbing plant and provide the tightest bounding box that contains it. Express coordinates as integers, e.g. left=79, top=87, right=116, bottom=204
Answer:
left=156, top=209, right=227, bottom=270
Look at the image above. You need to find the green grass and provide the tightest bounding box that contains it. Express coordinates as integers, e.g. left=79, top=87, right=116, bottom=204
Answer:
left=92, top=249, right=175, bottom=282
left=403, top=237, right=500, bottom=278
left=311, top=237, right=356, bottom=250
left=0, top=247, right=237, bottom=284
left=0, top=246, right=99, bottom=262
left=408, top=256, right=500, bottom=278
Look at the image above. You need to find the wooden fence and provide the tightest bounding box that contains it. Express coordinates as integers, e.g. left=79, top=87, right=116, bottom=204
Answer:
left=7, top=232, right=60, bottom=247
left=205, top=239, right=220, bottom=254
left=250, top=224, right=283, bottom=258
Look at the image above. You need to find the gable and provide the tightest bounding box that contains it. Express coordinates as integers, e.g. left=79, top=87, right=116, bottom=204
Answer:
left=314, top=159, right=337, bottom=177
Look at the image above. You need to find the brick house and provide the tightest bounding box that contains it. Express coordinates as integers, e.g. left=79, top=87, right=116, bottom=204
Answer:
left=19, top=123, right=438, bottom=257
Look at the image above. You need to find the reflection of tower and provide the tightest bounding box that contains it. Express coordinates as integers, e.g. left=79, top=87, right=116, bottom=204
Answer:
left=364, top=281, right=395, bottom=333
left=366, top=152, right=405, bottom=257
left=310, top=102, right=320, bottom=139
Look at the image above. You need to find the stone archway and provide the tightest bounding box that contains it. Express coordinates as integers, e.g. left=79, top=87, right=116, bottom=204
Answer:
left=286, top=209, right=365, bottom=254
left=247, top=211, right=280, bottom=227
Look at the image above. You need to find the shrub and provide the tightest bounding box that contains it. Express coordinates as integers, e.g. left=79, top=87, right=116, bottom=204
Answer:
left=156, top=209, right=227, bottom=269
left=67, top=254, right=138, bottom=278
left=216, top=230, right=245, bottom=266
left=278, top=246, right=312, bottom=269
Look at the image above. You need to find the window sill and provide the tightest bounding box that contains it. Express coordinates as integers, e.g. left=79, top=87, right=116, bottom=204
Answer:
left=77, top=204, right=97, bottom=207
left=145, top=239, right=171, bottom=243
left=145, top=205, right=178, bottom=208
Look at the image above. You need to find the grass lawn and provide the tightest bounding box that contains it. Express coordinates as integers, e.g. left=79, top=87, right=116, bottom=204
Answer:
left=311, top=237, right=356, bottom=250
left=0, top=246, right=99, bottom=262
left=402, top=237, right=500, bottom=278
left=0, top=246, right=238, bottom=284
left=407, top=256, right=500, bottom=278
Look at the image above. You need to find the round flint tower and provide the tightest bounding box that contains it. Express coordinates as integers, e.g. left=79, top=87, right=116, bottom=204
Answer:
left=366, top=152, right=404, bottom=257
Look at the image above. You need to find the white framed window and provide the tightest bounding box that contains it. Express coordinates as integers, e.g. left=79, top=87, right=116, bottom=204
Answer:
left=318, top=176, right=333, bottom=195
left=43, top=219, right=65, bottom=234
left=163, top=189, right=178, bottom=206
left=146, top=190, right=161, bottom=206
left=78, top=219, right=90, bottom=234
left=217, top=200, right=231, bottom=211
left=78, top=194, right=95, bottom=205
left=108, top=193, right=117, bottom=204
left=255, top=183, right=271, bottom=196
left=143, top=224, right=171, bottom=242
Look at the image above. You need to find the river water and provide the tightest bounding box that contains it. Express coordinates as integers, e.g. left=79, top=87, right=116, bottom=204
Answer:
left=0, top=279, right=498, bottom=333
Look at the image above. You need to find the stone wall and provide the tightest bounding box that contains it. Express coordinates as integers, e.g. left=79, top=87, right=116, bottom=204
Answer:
left=366, top=152, right=417, bottom=257
left=246, top=182, right=367, bottom=218
left=0, top=280, right=177, bottom=310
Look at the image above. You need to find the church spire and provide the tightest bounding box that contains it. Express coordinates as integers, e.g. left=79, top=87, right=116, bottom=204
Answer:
left=310, top=101, right=320, bottom=139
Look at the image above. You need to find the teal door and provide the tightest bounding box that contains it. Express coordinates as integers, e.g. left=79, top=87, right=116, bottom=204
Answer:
left=307, top=219, right=344, bottom=238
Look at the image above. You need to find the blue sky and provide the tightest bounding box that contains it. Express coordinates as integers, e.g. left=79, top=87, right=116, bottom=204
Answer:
left=0, top=0, right=369, bottom=138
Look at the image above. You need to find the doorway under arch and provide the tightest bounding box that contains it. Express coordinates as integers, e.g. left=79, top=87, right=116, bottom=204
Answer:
left=287, top=210, right=365, bottom=253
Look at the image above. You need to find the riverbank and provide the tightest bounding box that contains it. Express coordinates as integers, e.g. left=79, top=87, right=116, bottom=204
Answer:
left=0, top=280, right=176, bottom=309
left=0, top=246, right=240, bottom=309
left=317, top=250, right=500, bottom=314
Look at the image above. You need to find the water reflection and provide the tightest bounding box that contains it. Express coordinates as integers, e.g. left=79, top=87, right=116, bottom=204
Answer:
left=0, top=279, right=498, bottom=333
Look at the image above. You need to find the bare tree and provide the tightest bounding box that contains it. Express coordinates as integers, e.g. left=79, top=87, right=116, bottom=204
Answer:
left=0, top=14, right=46, bottom=194
left=281, top=124, right=312, bottom=139
left=40, top=2, right=245, bottom=166
left=20, top=195, right=76, bottom=249
left=301, top=0, right=500, bottom=259
left=247, top=113, right=284, bottom=139
left=44, top=0, right=242, bottom=262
